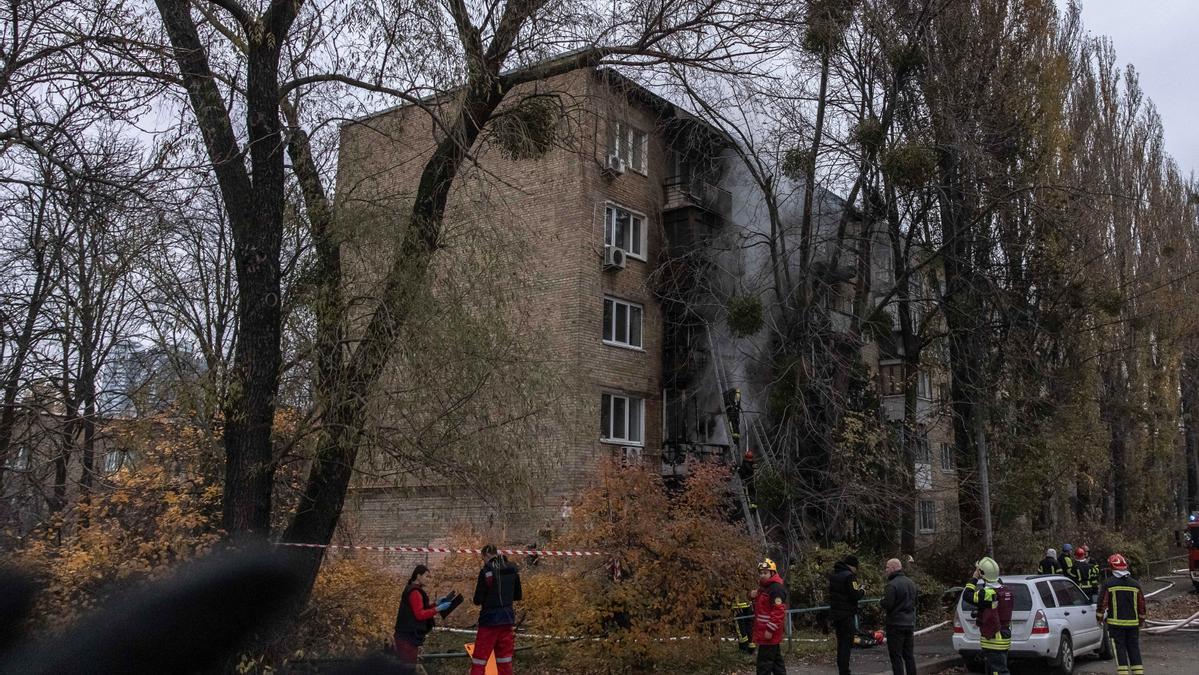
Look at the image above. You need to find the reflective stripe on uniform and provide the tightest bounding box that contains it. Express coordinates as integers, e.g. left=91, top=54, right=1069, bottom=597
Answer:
left=471, top=658, right=488, bottom=665
left=495, top=656, right=513, bottom=663
left=980, top=636, right=1011, bottom=651
left=1103, top=582, right=1141, bottom=628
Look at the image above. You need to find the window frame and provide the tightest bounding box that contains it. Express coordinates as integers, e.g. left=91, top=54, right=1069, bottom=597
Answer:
left=610, top=121, right=648, bottom=175
left=102, top=449, right=126, bottom=473
left=604, top=203, right=648, bottom=260
left=918, top=498, right=936, bottom=533
left=914, top=430, right=932, bottom=463
left=5, top=443, right=30, bottom=470
left=962, top=583, right=1033, bottom=612
left=940, top=442, right=956, bottom=472
left=602, top=296, right=644, bottom=350
left=1036, top=580, right=1057, bottom=608
left=1050, top=579, right=1092, bottom=607
left=601, top=392, right=645, bottom=446
left=917, top=372, right=932, bottom=400
left=878, top=362, right=905, bottom=396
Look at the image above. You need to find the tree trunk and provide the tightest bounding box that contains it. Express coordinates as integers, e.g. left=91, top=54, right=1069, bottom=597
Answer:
left=153, top=0, right=299, bottom=537
left=282, top=74, right=508, bottom=593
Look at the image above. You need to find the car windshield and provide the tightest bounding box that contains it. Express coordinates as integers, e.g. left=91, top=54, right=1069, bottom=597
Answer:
left=961, top=582, right=1033, bottom=612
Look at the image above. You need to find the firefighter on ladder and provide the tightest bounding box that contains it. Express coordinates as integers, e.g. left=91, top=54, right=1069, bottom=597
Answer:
left=1097, top=553, right=1146, bottom=675
left=967, top=557, right=1013, bottom=675
left=738, top=448, right=758, bottom=512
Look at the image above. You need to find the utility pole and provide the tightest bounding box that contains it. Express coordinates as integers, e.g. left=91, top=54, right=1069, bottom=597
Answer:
left=975, top=419, right=994, bottom=556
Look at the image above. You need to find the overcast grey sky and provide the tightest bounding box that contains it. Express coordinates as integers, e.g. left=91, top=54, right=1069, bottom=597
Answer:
left=1064, top=0, right=1199, bottom=175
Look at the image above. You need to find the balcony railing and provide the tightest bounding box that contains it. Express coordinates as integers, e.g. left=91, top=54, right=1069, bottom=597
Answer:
left=663, top=175, right=732, bottom=216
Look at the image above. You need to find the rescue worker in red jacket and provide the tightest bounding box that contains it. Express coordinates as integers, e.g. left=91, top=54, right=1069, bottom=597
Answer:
left=1097, top=553, right=1146, bottom=675
left=471, top=544, right=522, bottom=675
left=393, top=565, right=452, bottom=667
left=968, top=557, right=1012, bottom=675
left=750, top=558, right=788, bottom=675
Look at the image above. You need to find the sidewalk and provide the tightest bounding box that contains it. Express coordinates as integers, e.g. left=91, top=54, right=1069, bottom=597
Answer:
left=776, top=627, right=961, bottom=674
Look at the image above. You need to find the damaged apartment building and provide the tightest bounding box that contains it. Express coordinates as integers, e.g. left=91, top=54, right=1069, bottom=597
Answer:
left=334, top=64, right=959, bottom=552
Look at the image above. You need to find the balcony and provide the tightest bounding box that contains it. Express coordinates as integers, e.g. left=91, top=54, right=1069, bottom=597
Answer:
left=663, top=175, right=732, bottom=217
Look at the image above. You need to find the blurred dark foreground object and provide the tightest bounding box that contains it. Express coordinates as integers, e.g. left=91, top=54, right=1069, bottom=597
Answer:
left=0, top=548, right=416, bottom=674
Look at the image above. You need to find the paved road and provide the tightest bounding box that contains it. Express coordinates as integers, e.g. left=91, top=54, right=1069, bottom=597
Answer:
left=939, top=575, right=1198, bottom=675
left=775, top=626, right=958, bottom=674
left=774, top=575, right=1197, bottom=675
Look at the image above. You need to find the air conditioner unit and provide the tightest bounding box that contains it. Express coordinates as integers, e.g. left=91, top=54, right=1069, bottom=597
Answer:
left=603, top=244, right=627, bottom=270
left=620, top=446, right=642, bottom=465
left=604, top=153, right=626, bottom=175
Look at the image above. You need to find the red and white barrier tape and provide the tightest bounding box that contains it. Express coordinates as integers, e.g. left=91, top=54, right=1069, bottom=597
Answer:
left=274, top=542, right=605, bottom=557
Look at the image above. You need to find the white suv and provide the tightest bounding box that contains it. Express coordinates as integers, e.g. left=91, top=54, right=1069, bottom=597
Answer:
left=952, top=574, right=1112, bottom=674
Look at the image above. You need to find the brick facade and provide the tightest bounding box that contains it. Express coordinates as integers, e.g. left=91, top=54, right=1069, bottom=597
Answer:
left=334, top=67, right=960, bottom=554
left=334, top=70, right=681, bottom=552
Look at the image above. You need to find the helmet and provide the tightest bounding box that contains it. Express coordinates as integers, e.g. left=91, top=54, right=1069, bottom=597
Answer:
left=758, top=558, right=777, bottom=573
left=1108, top=553, right=1128, bottom=571
left=1062, top=543, right=1073, bottom=552
left=1074, top=545, right=1088, bottom=560
left=975, top=556, right=1000, bottom=583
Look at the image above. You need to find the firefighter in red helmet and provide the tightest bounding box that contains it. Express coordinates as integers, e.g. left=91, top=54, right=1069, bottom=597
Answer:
left=1097, top=553, right=1146, bottom=675
left=1071, top=545, right=1100, bottom=601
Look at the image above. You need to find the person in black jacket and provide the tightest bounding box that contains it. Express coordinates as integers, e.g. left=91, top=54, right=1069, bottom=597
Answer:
left=828, top=554, right=866, bottom=675
left=1038, top=548, right=1060, bottom=575
left=470, top=544, right=522, bottom=675
left=393, top=565, right=452, bottom=667
left=880, top=559, right=919, bottom=675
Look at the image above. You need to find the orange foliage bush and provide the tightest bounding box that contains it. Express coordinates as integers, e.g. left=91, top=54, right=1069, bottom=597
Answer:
left=274, top=557, right=401, bottom=662
left=6, top=416, right=223, bottom=630
left=514, top=459, right=758, bottom=673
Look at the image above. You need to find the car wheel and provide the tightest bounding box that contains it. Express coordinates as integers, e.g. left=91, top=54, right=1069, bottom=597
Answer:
left=1053, top=633, right=1075, bottom=675
left=1097, top=624, right=1113, bottom=660
left=962, top=654, right=985, bottom=673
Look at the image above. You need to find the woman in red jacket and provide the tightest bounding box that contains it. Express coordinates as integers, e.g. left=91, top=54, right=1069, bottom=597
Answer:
left=393, top=565, right=451, bottom=666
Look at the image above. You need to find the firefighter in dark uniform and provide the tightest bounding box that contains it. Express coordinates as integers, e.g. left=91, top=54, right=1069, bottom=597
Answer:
left=1072, top=545, right=1101, bottom=601
left=733, top=598, right=755, bottom=652
left=967, top=557, right=1013, bottom=675
left=1038, top=548, right=1060, bottom=575
left=828, top=554, right=865, bottom=675
left=738, top=448, right=757, bottom=512
left=1097, top=553, right=1146, bottom=675
left=1060, top=543, right=1076, bottom=577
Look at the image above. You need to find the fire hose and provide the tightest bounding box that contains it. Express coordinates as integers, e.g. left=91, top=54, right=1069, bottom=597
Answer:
left=1142, top=570, right=1199, bottom=634
left=1144, top=608, right=1199, bottom=634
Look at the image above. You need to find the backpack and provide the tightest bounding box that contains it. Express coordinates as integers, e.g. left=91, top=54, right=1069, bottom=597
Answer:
left=995, top=584, right=1014, bottom=637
